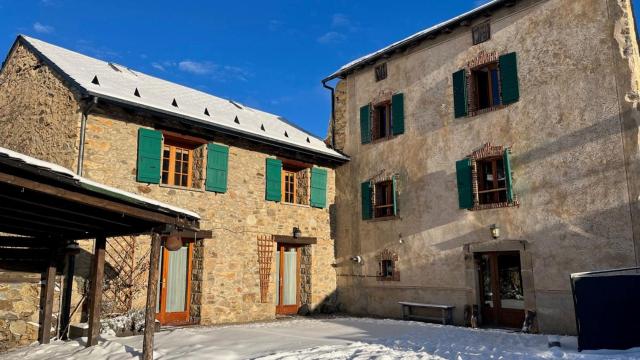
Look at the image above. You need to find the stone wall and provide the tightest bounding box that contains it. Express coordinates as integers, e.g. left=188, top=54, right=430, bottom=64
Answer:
left=79, top=103, right=337, bottom=325
left=332, top=0, right=640, bottom=334
left=0, top=42, right=81, bottom=170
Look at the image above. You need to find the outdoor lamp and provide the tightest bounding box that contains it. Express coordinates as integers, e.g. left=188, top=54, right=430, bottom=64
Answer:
left=293, top=227, right=302, bottom=239
left=165, top=234, right=182, bottom=251
left=490, top=224, right=500, bottom=239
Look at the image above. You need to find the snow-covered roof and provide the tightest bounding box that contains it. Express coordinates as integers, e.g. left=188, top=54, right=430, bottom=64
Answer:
left=323, top=0, right=505, bottom=81
left=16, top=35, right=347, bottom=162
left=0, top=146, right=200, bottom=219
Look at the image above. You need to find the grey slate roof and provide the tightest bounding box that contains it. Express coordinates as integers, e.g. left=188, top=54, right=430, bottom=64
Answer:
left=15, top=35, right=347, bottom=162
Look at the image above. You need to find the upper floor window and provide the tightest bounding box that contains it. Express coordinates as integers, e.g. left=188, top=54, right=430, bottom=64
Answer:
left=281, top=163, right=304, bottom=204
left=456, top=143, right=519, bottom=211
left=265, top=158, right=328, bottom=208
left=361, top=175, right=398, bottom=220
left=472, top=22, right=491, bottom=45
left=452, top=52, right=520, bottom=118
left=162, top=140, right=194, bottom=187
left=360, top=93, right=404, bottom=144
left=375, top=63, right=387, bottom=82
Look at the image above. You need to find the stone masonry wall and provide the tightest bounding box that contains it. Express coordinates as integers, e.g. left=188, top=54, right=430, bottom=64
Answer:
left=333, top=0, right=640, bottom=334
left=80, top=103, right=338, bottom=325
left=0, top=42, right=82, bottom=170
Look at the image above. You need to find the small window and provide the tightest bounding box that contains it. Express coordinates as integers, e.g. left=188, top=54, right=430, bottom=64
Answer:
left=282, top=169, right=296, bottom=204
left=375, top=63, right=387, bottom=81
left=476, top=156, right=507, bottom=205
left=472, top=22, right=491, bottom=45
left=380, top=259, right=394, bottom=278
left=374, top=180, right=394, bottom=218
left=371, top=102, right=392, bottom=141
left=471, top=62, right=501, bottom=111
left=376, top=249, right=399, bottom=281
left=161, top=142, right=194, bottom=187
left=280, top=163, right=310, bottom=205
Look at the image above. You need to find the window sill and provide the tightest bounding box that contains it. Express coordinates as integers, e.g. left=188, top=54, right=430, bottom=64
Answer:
left=470, top=200, right=520, bottom=211
left=159, top=184, right=205, bottom=193
left=367, top=135, right=398, bottom=145
left=467, top=104, right=506, bottom=118
left=279, top=201, right=311, bottom=209
left=367, top=215, right=399, bottom=222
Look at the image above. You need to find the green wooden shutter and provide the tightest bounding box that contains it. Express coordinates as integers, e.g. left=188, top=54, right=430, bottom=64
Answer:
left=452, top=69, right=468, bottom=118
left=136, top=128, right=162, bottom=184
left=456, top=158, right=473, bottom=209
left=205, top=143, right=229, bottom=193
left=499, top=52, right=520, bottom=105
left=504, top=148, right=514, bottom=203
left=392, top=175, right=398, bottom=216
left=265, top=158, right=282, bottom=201
left=361, top=181, right=372, bottom=220
left=391, top=93, right=405, bottom=135
left=310, top=167, right=328, bottom=208
left=360, top=104, right=371, bottom=144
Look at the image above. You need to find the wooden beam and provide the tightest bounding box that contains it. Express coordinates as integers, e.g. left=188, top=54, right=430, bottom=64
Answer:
left=273, top=235, right=317, bottom=245
left=0, top=172, right=197, bottom=230
left=38, top=255, right=56, bottom=344
left=86, top=236, right=106, bottom=347
left=143, top=233, right=162, bottom=360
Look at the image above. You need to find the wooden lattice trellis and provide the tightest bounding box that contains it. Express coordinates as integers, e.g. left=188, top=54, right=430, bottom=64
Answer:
left=257, top=235, right=274, bottom=303
left=103, top=236, right=135, bottom=315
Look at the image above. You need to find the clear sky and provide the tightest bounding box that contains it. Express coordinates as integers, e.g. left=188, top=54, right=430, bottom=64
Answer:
left=0, top=1, right=638, bottom=138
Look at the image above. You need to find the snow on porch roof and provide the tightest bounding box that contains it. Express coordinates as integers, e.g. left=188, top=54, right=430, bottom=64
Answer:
left=16, top=35, right=347, bottom=162
left=323, top=0, right=506, bottom=81
left=0, top=146, right=200, bottom=220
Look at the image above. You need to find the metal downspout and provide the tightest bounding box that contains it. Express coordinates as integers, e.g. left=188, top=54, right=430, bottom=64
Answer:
left=76, top=96, right=98, bottom=176
left=322, top=79, right=336, bottom=149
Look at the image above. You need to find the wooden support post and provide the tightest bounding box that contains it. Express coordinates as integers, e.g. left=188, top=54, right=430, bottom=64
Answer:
left=38, top=255, right=57, bottom=344
left=143, top=233, right=162, bottom=360
left=59, top=252, right=75, bottom=340
left=86, top=236, right=106, bottom=347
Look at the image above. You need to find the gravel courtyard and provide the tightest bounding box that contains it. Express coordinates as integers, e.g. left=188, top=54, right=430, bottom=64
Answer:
left=4, top=317, right=640, bottom=359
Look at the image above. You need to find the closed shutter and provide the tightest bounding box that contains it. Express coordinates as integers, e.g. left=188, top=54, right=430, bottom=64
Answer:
left=504, top=148, right=514, bottom=203
left=391, top=93, right=405, bottom=135
left=136, top=128, right=162, bottom=184
left=360, top=104, right=371, bottom=144
left=310, top=167, right=328, bottom=208
left=392, top=175, right=398, bottom=216
left=499, top=52, right=520, bottom=105
left=205, top=143, right=229, bottom=193
left=361, top=181, right=372, bottom=220
left=456, top=158, right=473, bottom=209
left=452, top=69, right=468, bottom=118
left=265, top=158, right=282, bottom=201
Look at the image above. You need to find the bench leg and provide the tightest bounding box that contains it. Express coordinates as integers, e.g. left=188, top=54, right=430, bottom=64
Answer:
left=402, top=305, right=408, bottom=320
left=441, top=309, right=446, bottom=325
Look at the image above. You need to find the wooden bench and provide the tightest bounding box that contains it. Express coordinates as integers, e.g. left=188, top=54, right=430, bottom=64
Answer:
left=399, top=302, right=454, bottom=325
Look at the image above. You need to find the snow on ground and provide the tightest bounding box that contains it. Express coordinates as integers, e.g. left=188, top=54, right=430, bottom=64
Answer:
left=4, top=317, right=640, bottom=360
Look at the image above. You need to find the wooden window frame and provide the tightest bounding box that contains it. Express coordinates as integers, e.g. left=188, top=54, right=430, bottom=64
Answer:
left=282, top=169, right=297, bottom=204
left=472, top=21, right=491, bottom=45
left=468, top=143, right=519, bottom=211
left=371, top=101, right=392, bottom=142
left=279, top=160, right=311, bottom=205
left=161, top=136, right=196, bottom=188
left=469, top=61, right=501, bottom=114
left=476, top=156, right=507, bottom=205
left=375, top=63, right=388, bottom=82
left=376, top=249, right=400, bottom=281
left=373, top=180, right=394, bottom=218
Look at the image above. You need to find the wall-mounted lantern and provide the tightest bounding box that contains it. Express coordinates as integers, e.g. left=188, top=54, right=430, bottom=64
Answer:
left=490, top=224, right=500, bottom=239
left=293, top=227, right=302, bottom=239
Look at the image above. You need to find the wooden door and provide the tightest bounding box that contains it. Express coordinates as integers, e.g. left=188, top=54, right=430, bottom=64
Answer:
left=156, top=243, right=192, bottom=325
left=275, top=244, right=300, bottom=315
left=478, top=251, right=525, bottom=328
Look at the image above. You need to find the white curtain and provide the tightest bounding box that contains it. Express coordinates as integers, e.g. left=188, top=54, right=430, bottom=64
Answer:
left=275, top=250, right=280, bottom=305
left=166, top=246, right=188, bottom=312
left=283, top=250, right=297, bottom=305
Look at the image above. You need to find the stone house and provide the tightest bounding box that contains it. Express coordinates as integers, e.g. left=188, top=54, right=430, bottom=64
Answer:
left=0, top=35, right=347, bottom=350
left=324, top=0, right=640, bottom=334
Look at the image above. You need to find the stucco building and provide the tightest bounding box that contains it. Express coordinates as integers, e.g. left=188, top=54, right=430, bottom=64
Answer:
left=0, top=35, right=347, bottom=351
left=325, top=0, right=640, bottom=334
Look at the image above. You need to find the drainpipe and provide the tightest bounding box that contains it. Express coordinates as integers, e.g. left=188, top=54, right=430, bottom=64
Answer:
left=322, top=79, right=336, bottom=149
left=77, top=96, right=98, bottom=176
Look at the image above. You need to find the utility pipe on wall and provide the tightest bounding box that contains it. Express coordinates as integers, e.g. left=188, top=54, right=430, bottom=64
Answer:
left=76, top=96, right=98, bottom=176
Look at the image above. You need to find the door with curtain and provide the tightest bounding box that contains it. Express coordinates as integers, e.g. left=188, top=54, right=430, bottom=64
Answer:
left=275, top=244, right=300, bottom=315
left=156, top=242, right=192, bottom=325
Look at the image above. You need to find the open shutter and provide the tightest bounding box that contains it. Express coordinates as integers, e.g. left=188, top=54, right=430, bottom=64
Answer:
left=361, top=181, right=372, bottom=220
left=360, top=104, right=371, bottom=144
left=391, top=93, right=405, bottom=135
left=392, top=175, right=398, bottom=216
left=265, top=158, right=282, bottom=201
left=136, top=128, right=162, bottom=184
left=205, top=143, right=229, bottom=193
left=310, top=167, right=328, bottom=208
left=499, top=52, right=520, bottom=105
left=456, top=158, right=473, bottom=209
left=504, top=148, right=514, bottom=203
left=452, top=69, right=468, bottom=118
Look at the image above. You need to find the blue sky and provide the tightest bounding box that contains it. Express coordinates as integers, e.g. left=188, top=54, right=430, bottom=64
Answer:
left=1, top=1, right=637, bottom=138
